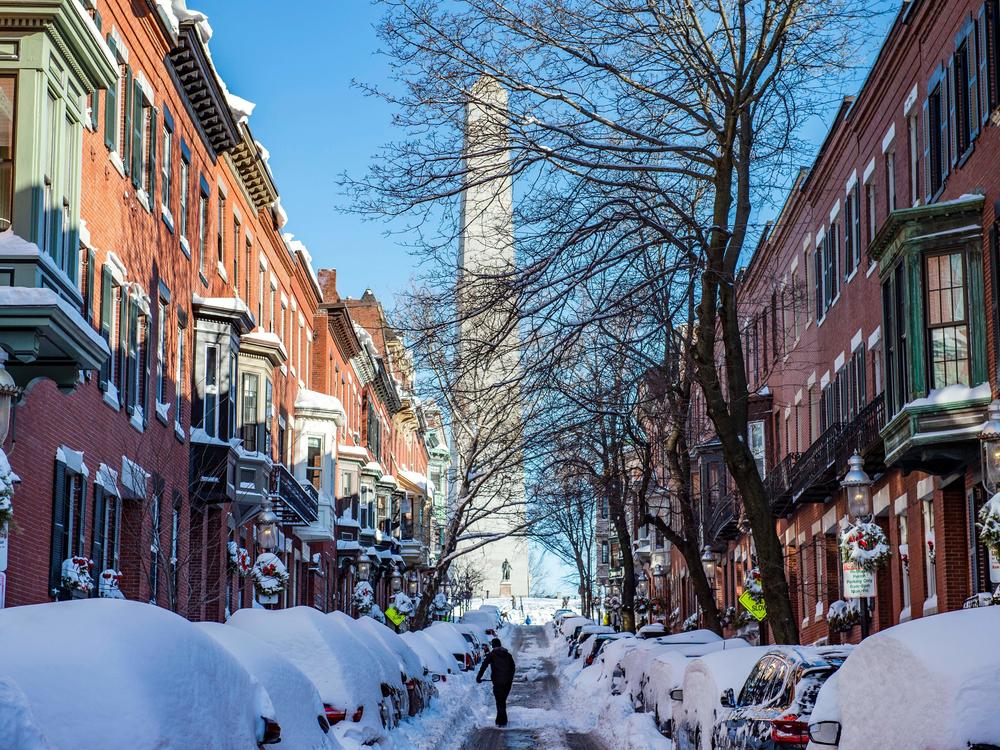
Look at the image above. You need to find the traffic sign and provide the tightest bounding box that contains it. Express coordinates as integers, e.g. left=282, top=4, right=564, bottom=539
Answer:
left=843, top=562, right=876, bottom=598
left=738, top=590, right=767, bottom=621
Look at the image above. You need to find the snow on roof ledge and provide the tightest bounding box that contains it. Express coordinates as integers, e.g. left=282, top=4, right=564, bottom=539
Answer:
left=225, top=91, right=255, bottom=124
left=294, top=388, right=346, bottom=425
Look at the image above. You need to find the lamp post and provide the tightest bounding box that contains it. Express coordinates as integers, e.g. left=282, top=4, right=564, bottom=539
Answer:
left=357, top=556, right=371, bottom=583
left=390, top=567, right=402, bottom=593
left=255, top=496, right=279, bottom=551
left=407, top=570, right=418, bottom=597
left=0, top=356, right=18, bottom=445
left=841, top=451, right=874, bottom=639
left=701, top=546, right=719, bottom=590
left=980, top=400, right=1000, bottom=494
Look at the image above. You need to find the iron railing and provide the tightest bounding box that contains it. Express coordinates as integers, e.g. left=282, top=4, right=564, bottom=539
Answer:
left=836, top=393, right=886, bottom=472
left=272, top=463, right=319, bottom=525
left=790, top=421, right=845, bottom=502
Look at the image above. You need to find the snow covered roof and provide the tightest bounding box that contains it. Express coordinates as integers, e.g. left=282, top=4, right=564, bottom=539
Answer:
left=0, top=287, right=109, bottom=357
left=361, top=460, right=383, bottom=477
left=377, top=474, right=398, bottom=488
left=294, top=388, right=346, bottom=425
left=399, top=469, right=428, bottom=492
left=338, top=444, right=370, bottom=463
left=55, top=445, right=88, bottom=477
left=336, top=539, right=361, bottom=551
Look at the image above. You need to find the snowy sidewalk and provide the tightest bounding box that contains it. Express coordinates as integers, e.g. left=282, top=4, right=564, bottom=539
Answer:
left=459, top=626, right=609, bottom=750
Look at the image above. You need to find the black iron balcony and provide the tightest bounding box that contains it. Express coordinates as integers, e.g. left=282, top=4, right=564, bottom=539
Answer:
left=707, top=487, right=742, bottom=544
left=836, top=393, right=887, bottom=476
left=272, top=463, right=319, bottom=525
left=790, top=422, right=845, bottom=503
left=766, top=451, right=801, bottom=516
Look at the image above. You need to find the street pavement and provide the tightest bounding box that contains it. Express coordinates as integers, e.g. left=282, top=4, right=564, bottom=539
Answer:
left=461, top=626, right=607, bottom=750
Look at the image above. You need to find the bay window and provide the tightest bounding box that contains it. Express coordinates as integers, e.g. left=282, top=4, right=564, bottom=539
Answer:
left=203, top=344, right=219, bottom=437
left=925, top=253, right=969, bottom=389
left=307, top=437, right=322, bottom=492
left=241, top=372, right=259, bottom=452
left=0, top=76, right=13, bottom=230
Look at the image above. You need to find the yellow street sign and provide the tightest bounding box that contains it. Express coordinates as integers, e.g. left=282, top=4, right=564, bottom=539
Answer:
left=738, top=590, right=767, bottom=621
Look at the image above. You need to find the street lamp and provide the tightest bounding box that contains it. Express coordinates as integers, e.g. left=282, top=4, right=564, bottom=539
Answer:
left=255, top=496, right=279, bottom=551
left=0, top=356, right=18, bottom=444
left=842, top=451, right=873, bottom=519
left=407, top=570, right=419, bottom=596
left=390, top=567, right=402, bottom=593
left=701, top=546, right=719, bottom=589
left=980, top=400, right=1000, bottom=494
left=357, top=556, right=372, bottom=582
left=637, top=570, right=649, bottom=598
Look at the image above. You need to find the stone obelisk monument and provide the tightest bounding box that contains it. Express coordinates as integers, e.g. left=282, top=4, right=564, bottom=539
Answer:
left=454, top=76, right=530, bottom=600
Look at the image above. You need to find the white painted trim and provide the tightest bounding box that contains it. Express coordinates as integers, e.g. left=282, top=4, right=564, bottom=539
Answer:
left=216, top=177, right=228, bottom=197
left=270, top=274, right=278, bottom=290
left=917, top=477, right=935, bottom=501
left=829, top=200, right=841, bottom=223
left=845, top=169, right=859, bottom=193
left=790, top=255, right=799, bottom=273
left=106, top=252, right=128, bottom=283
left=820, top=370, right=830, bottom=388
left=834, top=352, right=845, bottom=372
left=868, top=326, right=882, bottom=349
left=811, top=521, right=822, bottom=537
left=822, top=508, right=838, bottom=533
left=863, top=158, right=876, bottom=183
left=807, top=371, right=817, bottom=388
left=134, top=71, right=154, bottom=104
left=851, top=329, right=863, bottom=351
left=903, top=84, right=919, bottom=115
left=881, top=122, right=896, bottom=153
left=894, top=494, right=908, bottom=515
left=873, top=486, right=890, bottom=516
left=795, top=389, right=803, bottom=405
left=816, top=226, right=826, bottom=245
left=259, top=254, right=268, bottom=270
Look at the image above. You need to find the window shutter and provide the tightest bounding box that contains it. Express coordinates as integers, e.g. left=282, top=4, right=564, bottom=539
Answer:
left=947, top=58, right=957, bottom=169
left=126, top=298, right=138, bottom=415
left=831, top=226, right=840, bottom=295
left=99, top=267, right=112, bottom=391
left=118, top=292, right=128, bottom=402
left=970, top=26, right=981, bottom=139
left=50, top=462, right=68, bottom=596
left=91, top=487, right=106, bottom=577
left=922, top=99, right=932, bottom=203
left=77, top=478, right=88, bottom=561
left=853, top=184, right=862, bottom=263
left=131, top=79, right=143, bottom=187
left=148, top=108, right=157, bottom=206
left=142, top=316, right=151, bottom=427
left=814, top=248, right=823, bottom=320
left=844, top=198, right=853, bottom=272
left=85, top=249, right=95, bottom=326
left=123, top=67, right=134, bottom=172
left=104, top=38, right=118, bottom=150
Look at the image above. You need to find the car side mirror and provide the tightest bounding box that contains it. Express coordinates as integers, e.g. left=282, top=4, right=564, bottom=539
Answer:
left=808, top=721, right=842, bottom=746
left=670, top=688, right=684, bottom=702
left=720, top=689, right=735, bottom=708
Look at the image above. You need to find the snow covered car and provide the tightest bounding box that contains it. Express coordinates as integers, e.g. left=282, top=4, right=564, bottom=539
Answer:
left=400, top=629, right=456, bottom=680
left=572, top=624, right=614, bottom=657
left=806, top=606, right=1000, bottom=750
left=197, top=622, right=343, bottom=750
left=453, top=622, right=490, bottom=659
left=462, top=609, right=499, bottom=637
left=581, top=631, right=633, bottom=667
left=354, top=615, right=435, bottom=717
left=227, top=606, right=389, bottom=745
left=425, top=621, right=477, bottom=671
left=672, top=646, right=772, bottom=750
left=638, top=622, right=669, bottom=639
left=715, top=646, right=850, bottom=750
left=0, top=599, right=280, bottom=750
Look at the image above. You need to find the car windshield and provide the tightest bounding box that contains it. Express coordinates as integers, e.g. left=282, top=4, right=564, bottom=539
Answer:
left=793, top=668, right=835, bottom=714
left=461, top=634, right=475, bottom=643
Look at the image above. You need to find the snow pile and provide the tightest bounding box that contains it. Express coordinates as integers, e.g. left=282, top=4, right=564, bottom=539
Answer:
left=228, top=606, right=385, bottom=745
left=0, top=600, right=273, bottom=749
left=431, top=592, right=452, bottom=617
left=905, top=381, right=991, bottom=408
left=251, top=552, right=289, bottom=597
left=425, top=622, right=469, bottom=659
left=0, top=679, right=50, bottom=750
left=352, top=581, right=376, bottom=617
left=743, top=566, right=764, bottom=602
left=401, top=630, right=457, bottom=675
left=227, top=541, right=251, bottom=577
left=295, top=388, right=347, bottom=422
left=640, top=649, right=690, bottom=723
left=391, top=591, right=415, bottom=616
left=197, top=622, right=343, bottom=750
left=677, top=646, right=772, bottom=750
left=840, top=521, right=891, bottom=571
left=828, top=607, right=1000, bottom=749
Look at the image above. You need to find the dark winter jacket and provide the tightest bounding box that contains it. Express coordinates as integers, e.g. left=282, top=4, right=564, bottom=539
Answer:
left=476, top=646, right=516, bottom=686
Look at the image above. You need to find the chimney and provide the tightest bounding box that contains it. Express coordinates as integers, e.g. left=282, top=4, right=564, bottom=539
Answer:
left=317, top=268, right=339, bottom=303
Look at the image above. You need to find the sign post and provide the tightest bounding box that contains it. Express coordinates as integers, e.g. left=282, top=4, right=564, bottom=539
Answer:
left=738, top=590, right=767, bottom=621
left=842, top=562, right=875, bottom=639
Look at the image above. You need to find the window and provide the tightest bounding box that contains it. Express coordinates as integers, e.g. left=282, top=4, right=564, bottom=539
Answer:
left=884, top=149, right=896, bottom=214
left=150, top=491, right=160, bottom=604
left=264, top=379, right=273, bottom=456
left=137, top=93, right=155, bottom=200
left=204, top=344, right=219, bottom=438
left=175, top=323, right=185, bottom=430
left=865, top=178, right=877, bottom=246
left=91, top=486, right=121, bottom=575
left=601, top=541, right=609, bottom=565
left=233, top=215, right=240, bottom=293
left=241, top=372, right=259, bottom=452
left=0, top=76, right=14, bottom=230
left=198, top=187, right=208, bottom=276
left=925, top=253, right=970, bottom=388
left=179, top=152, right=190, bottom=245
left=257, top=262, right=265, bottom=328
left=307, top=437, right=322, bottom=492
left=954, top=33, right=979, bottom=157
left=161, top=113, right=172, bottom=213
left=216, top=191, right=225, bottom=269
left=883, top=263, right=909, bottom=415
left=244, top=238, right=252, bottom=301
left=844, top=184, right=861, bottom=276
left=829, top=223, right=841, bottom=302
left=156, top=301, right=167, bottom=405
left=748, top=421, right=766, bottom=479
left=923, top=500, right=937, bottom=600
left=170, top=505, right=180, bottom=606
left=908, top=114, right=920, bottom=206
left=898, top=512, right=911, bottom=612
left=269, top=285, right=276, bottom=333
left=49, top=460, right=86, bottom=593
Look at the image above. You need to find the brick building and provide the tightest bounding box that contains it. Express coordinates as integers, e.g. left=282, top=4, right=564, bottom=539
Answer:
left=0, top=0, right=436, bottom=621
left=664, top=0, right=1000, bottom=643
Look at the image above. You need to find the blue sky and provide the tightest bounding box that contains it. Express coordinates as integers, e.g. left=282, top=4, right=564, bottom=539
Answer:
left=198, top=1, right=407, bottom=302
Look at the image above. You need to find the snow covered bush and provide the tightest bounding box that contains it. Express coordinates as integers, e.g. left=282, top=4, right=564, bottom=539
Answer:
left=369, top=603, right=387, bottom=624
left=251, top=553, right=289, bottom=597
left=60, top=557, right=94, bottom=594
left=682, top=611, right=699, bottom=632
left=633, top=594, right=650, bottom=612
left=719, top=604, right=752, bottom=629
left=227, top=541, right=251, bottom=577
left=352, top=580, right=376, bottom=616
left=826, top=599, right=861, bottom=633
left=98, top=569, right=125, bottom=599
left=977, top=493, right=1000, bottom=557
left=840, top=521, right=891, bottom=572
left=0, top=450, right=18, bottom=527
left=391, top=591, right=415, bottom=616
left=431, top=592, right=451, bottom=617
left=743, top=566, right=764, bottom=604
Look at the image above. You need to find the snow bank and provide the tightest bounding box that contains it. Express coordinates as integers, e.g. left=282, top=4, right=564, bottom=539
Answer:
left=354, top=615, right=424, bottom=679
left=227, top=606, right=384, bottom=744
left=0, top=600, right=273, bottom=750
left=196, top=622, right=342, bottom=750
left=0, top=679, right=51, bottom=750
left=829, top=607, right=1000, bottom=750
left=402, top=630, right=458, bottom=675
left=678, top=646, right=772, bottom=750
left=425, top=622, right=470, bottom=659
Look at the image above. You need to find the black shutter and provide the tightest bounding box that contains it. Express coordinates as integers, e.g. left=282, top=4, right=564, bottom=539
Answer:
left=104, top=37, right=117, bottom=150
left=77, top=478, right=88, bottom=563
left=99, top=266, right=112, bottom=391
left=970, top=26, right=981, bottom=140
left=148, top=108, right=158, bottom=207
left=91, top=10, right=103, bottom=132
left=126, top=298, right=138, bottom=415
left=85, top=249, right=95, bottom=326
left=118, top=291, right=128, bottom=402
left=142, top=315, right=151, bottom=427
left=91, top=486, right=106, bottom=577
left=50, top=462, right=68, bottom=596
left=131, top=79, right=143, bottom=187
left=922, top=99, right=932, bottom=203
left=122, top=66, right=133, bottom=174
left=947, top=59, right=957, bottom=171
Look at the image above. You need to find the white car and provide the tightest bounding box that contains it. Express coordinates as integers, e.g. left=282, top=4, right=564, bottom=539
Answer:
left=353, top=615, right=434, bottom=718
left=400, top=630, right=457, bottom=679
left=197, top=622, right=343, bottom=750
left=672, top=646, right=771, bottom=750
left=807, top=606, right=1000, bottom=750
left=0, top=599, right=279, bottom=749
left=425, top=622, right=477, bottom=671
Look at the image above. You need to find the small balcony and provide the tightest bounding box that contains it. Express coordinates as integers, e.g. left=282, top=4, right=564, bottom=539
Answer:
left=707, top=487, right=742, bottom=544
left=271, top=463, right=319, bottom=526
left=836, top=393, right=887, bottom=476
left=766, top=451, right=801, bottom=516
left=790, top=422, right=845, bottom=504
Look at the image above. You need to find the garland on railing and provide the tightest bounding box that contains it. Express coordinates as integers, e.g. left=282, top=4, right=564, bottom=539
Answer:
left=744, top=566, right=764, bottom=604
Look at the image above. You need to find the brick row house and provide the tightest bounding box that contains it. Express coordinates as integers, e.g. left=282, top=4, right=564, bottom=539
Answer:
left=0, top=0, right=440, bottom=621
left=662, top=0, right=1000, bottom=643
